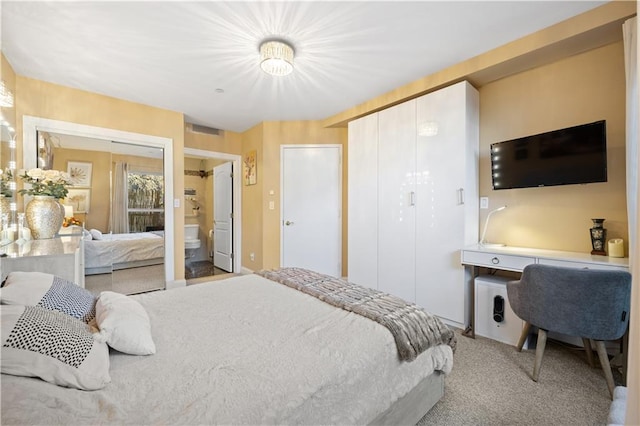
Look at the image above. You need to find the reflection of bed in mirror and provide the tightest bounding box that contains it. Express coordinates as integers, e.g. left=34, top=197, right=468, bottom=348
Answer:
left=84, top=231, right=164, bottom=275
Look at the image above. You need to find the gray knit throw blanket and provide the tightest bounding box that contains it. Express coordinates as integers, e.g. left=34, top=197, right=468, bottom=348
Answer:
left=256, top=268, right=456, bottom=362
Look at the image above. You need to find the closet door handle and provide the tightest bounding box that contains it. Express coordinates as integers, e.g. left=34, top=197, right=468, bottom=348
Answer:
left=410, top=191, right=416, bottom=206
left=458, top=188, right=464, bottom=205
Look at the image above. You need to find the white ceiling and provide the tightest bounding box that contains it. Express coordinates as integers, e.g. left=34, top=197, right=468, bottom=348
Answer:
left=1, top=1, right=608, bottom=133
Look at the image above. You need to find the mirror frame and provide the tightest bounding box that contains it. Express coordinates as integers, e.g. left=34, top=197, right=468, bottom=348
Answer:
left=22, top=116, right=176, bottom=286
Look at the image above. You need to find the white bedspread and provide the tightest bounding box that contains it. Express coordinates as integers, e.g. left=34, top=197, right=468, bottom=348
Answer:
left=84, top=232, right=164, bottom=269
left=1, top=274, right=453, bottom=425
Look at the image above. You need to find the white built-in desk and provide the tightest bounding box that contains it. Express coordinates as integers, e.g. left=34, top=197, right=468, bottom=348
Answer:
left=462, top=244, right=629, bottom=274
left=461, top=244, right=629, bottom=336
left=461, top=244, right=630, bottom=382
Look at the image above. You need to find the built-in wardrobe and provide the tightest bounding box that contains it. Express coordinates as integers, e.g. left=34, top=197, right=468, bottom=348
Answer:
left=348, top=80, right=479, bottom=328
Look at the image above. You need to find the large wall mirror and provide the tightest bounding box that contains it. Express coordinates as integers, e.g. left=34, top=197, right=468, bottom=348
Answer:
left=0, top=120, right=16, bottom=248
left=23, top=117, right=175, bottom=293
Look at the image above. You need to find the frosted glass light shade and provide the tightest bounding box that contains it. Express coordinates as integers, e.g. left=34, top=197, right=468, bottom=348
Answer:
left=260, top=41, right=294, bottom=76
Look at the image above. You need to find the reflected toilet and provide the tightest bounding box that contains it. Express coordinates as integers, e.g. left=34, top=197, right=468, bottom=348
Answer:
left=184, top=224, right=201, bottom=260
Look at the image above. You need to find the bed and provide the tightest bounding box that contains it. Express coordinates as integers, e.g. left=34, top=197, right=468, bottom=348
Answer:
left=1, top=269, right=455, bottom=425
left=84, top=231, right=164, bottom=275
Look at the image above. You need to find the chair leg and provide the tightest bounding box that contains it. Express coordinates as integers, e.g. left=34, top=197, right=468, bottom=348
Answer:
left=532, top=329, right=548, bottom=382
left=582, top=338, right=595, bottom=368
left=594, top=340, right=615, bottom=400
left=517, top=322, right=531, bottom=352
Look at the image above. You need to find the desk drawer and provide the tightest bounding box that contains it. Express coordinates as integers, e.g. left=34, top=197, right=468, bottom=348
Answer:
left=537, top=258, right=628, bottom=272
left=462, top=251, right=535, bottom=271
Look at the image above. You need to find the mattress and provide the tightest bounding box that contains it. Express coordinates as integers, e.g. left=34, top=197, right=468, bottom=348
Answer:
left=84, top=232, right=164, bottom=272
left=1, top=273, right=454, bottom=425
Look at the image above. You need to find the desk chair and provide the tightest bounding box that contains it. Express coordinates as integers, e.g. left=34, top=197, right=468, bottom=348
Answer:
left=507, top=264, right=631, bottom=399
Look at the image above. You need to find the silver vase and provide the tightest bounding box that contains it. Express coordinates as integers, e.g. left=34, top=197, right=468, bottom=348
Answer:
left=0, top=195, right=10, bottom=218
left=25, top=195, right=64, bottom=239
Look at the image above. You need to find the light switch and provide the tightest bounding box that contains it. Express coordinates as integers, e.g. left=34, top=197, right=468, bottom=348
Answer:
left=269, top=201, right=275, bottom=210
left=174, top=198, right=180, bottom=208
left=480, top=197, right=489, bottom=209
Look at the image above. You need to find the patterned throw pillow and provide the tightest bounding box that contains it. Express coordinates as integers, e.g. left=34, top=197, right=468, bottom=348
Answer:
left=0, top=272, right=96, bottom=323
left=1, top=305, right=111, bottom=390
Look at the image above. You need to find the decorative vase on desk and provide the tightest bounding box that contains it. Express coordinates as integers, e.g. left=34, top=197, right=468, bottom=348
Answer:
left=0, top=195, right=10, bottom=218
left=18, top=168, right=72, bottom=240
left=25, top=195, right=64, bottom=239
left=589, top=218, right=607, bottom=256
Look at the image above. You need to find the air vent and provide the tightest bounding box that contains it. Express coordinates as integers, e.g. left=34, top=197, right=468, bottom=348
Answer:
left=189, top=123, right=222, bottom=136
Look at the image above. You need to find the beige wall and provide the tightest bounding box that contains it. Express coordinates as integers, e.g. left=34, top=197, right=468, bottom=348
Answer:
left=479, top=41, right=627, bottom=253
left=184, top=126, right=242, bottom=155
left=14, top=76, right=186, bottom=281
left=240, top=122, right=264, bottom=270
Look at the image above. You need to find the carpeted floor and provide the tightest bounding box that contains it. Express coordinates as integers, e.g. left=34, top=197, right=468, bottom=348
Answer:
left=417, top=329, right=616, bottom=425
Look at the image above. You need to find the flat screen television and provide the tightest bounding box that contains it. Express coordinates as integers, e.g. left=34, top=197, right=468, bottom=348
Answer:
left=491, top=120, right=607, bottom=190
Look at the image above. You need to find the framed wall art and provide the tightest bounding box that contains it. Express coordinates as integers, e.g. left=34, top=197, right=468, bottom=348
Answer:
left=65, top=188, right=91, bottom=213
left=244, top=150, right=257, bottom=186
left=67, top=161, right=92, bottom=187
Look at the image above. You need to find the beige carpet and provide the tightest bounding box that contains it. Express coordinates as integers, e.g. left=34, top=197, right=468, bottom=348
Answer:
left=417, top=329, right=615, bottom=425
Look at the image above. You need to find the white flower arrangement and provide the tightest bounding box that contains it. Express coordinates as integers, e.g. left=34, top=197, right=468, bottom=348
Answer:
left=0, top=168, right=14, bottom=197
left=18, top=168, right=73, bottom=199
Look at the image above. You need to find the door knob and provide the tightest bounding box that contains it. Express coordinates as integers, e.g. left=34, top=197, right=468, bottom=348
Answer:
left=285, top=221, right=294, bottom=226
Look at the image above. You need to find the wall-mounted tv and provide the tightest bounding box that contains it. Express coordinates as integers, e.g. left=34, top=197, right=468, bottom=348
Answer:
left=491, top=120, right=607, bottom=190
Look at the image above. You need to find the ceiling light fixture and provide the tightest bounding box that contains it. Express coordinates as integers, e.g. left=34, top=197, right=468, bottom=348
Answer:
left=259, top=40, right=294, bottom=76
left=0, top=81, right=14, bottom=108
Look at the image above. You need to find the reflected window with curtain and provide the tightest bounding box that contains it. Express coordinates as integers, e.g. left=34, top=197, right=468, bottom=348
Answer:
left=127, top=169, right=164, bottom=232
left=111, top=161, right=164, bottom=234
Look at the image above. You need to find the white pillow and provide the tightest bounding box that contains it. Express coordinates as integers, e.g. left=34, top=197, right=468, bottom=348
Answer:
left=1, top=305, right=111, bottom=390
left=90, top=229, right=103, bottom=240
left=95, top=291, right=156, bottom=356
left=82, top=228, right=93, bottom=241
left=1, top=272, right=96, bottom=323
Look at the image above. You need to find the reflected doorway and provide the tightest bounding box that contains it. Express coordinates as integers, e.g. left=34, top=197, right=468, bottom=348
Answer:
left=184, top=148, right=241, bottom=284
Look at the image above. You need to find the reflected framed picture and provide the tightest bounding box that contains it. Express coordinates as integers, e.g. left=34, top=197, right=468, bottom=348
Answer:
left=65, top=188, right=91, bottom=213
left=67, top=161, right=92, bottom=187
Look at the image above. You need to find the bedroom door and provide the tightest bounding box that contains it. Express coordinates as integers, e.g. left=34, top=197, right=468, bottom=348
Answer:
left=213, top=162, right=233, bottom=272
left=281, top=145, right=342, bottom=277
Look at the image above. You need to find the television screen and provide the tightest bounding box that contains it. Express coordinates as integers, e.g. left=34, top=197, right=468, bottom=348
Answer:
left=491, top=120, right=607, bottom=190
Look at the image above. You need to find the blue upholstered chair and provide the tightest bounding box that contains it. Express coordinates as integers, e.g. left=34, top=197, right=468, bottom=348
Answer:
left=507, top=264, right=631, bottom=399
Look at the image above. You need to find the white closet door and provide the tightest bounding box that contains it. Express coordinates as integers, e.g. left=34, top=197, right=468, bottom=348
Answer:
left=348, top=114, right=379, bottom=289
left=415, top=81, right=479, bottom=325
left=377, top=100, right=417, bottom=302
